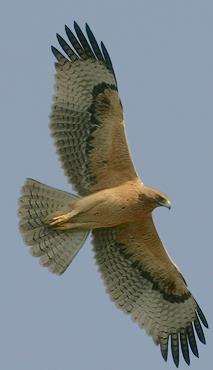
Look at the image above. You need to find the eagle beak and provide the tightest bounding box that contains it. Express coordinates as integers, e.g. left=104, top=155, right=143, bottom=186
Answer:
left=164, top=199, right=171, bottom=210
left=158, top=198, right=171, bottom=210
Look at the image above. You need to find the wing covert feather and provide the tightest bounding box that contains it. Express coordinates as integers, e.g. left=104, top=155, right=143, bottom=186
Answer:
left=92, top=219, right=208, bottom=366
left=50, top=23, right=137, bottom=195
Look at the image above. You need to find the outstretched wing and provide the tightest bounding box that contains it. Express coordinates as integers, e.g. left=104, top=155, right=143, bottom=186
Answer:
left=92, top=218, right=208, bottom=367
left=50, top=22, right=138, bottom=196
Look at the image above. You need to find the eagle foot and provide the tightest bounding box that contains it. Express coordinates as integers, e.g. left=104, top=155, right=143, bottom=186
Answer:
left=49, top=214, right=71, bottom=228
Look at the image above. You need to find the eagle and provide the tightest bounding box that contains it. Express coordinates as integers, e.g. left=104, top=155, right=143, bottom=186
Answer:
left=18, top=21, right=208, bottom=367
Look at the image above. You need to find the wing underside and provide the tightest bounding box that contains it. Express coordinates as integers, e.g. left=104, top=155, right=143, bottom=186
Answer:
left=50, top=22, right=137, bottom=196
left=92, top=220, right=208, bottom=367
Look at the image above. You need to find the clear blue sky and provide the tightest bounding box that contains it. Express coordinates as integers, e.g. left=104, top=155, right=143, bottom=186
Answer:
left=1, top=0, right=212, bottom=369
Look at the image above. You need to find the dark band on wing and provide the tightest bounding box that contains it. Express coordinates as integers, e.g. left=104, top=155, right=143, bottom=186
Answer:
left=122, top=251, right=191, bottom=303
left=92, top=82, right=117, bottom=97
left=52, top=83, right=118, bottom=192
left=93, top=228, right=208, bottom=367
left=86, top=82, right=118, bottom=158
left=51, top=21, right=117, bottom=83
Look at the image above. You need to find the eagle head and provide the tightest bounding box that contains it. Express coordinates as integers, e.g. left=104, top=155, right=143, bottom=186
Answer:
left=139, top=187, right=171, bottom=213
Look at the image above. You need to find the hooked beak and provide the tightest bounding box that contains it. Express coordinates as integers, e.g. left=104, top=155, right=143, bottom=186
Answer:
left=158, top=198, right=171, bottom=210
left=164, top=199, right=171, bottom=210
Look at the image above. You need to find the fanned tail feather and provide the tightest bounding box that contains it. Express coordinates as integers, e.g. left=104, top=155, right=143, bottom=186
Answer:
left=18, top=178, right=89, bottom=274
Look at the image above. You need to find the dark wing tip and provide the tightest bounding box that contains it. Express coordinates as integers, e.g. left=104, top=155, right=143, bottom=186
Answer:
left=160, top=340, right=168, bottom=361
left=161, top=351, right=168, bottom=362
left=51, top=45, right=56, bottom=55
left=85, top=23, right=105, bottom=62
left=53, top=22, right=117, bottom=83
left=194, top=313, right=206, bottom=344
left=171, top=334, right=180, bottom=367
left=160, top=339, right=168, bottom=362
left=56, top=33, right=78, bottom=61
left=187, top=323, right=199, bottom=358
left=51, top=45, right=67, bottom=63
left=56, top=33, right=65, bottom=50
left=64, top=24, right=85, bottom=58
left=73, top=21, right=95, bottom=59
left=100, top=41, right=113, bottom=67
left=180, top=331, right=190, bottom=366
left=196, top=304, right=209, bottom=329
left=64, top=24, right=70, bottom=33
left=85, top=22, right=90, bottom=31
left=160, top=316, right=208, bottom=367
left=73, top=21, right=82, bottom=36
left=101, top=41, right=117, bottom=84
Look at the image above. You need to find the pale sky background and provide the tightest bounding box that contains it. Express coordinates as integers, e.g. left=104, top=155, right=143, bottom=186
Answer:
left=1, top=0, right=212, bottom=369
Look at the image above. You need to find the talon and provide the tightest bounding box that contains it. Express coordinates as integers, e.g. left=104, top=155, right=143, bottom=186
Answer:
left=48, top=214, right=70, bottom=227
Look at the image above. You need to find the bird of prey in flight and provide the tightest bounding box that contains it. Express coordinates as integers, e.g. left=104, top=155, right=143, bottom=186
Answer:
left=18, top=21, right=208, bottom=367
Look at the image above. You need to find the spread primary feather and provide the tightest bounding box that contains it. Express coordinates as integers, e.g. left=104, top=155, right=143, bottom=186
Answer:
left=18, top=21, right=208, bottom=367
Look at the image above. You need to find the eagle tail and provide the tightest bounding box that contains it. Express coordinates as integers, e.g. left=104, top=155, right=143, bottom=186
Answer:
left=18, top=178, right=89, bottom=274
